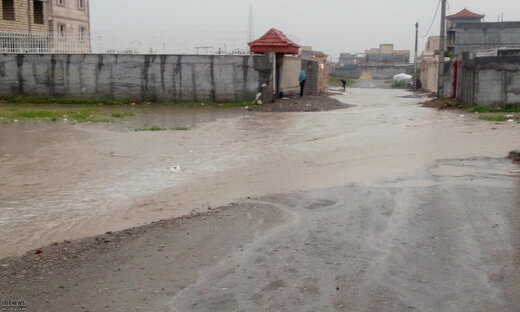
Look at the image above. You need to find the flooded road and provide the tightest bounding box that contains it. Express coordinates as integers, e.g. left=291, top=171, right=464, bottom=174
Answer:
left=1, top=88, right=519, bottom=258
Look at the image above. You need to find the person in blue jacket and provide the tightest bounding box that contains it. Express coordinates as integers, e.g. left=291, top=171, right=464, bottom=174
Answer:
left=299, top=70, right=306, bottom=97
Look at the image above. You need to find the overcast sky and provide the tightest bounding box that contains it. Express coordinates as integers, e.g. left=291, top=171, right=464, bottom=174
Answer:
left=91, top=0, right=520, bottom=60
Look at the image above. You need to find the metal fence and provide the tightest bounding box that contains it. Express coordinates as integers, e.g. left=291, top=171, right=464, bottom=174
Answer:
left=0, top=30, right=250, bottom=55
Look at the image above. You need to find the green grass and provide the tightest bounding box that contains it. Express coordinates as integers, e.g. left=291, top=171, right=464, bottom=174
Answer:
left=469, top=104, right=520, bottom=113
left=509, top=150, right=520, bottom=162
left=0, top=108, right=135, bottom=123
left=0, top=109, right=98, bottom=122
left=0, top=96, right=133, bottom=106
left=135, top=126, right=189, bottom=132
left=0, top=96, right=259, bottom=109
left=478, top=115, right=509, bottom=122
left=391, top=80, right=408, bottom=88
left=329, top=75, right=354, bottom=88
left=135, top=126, right=167, bottom=132
left=111, top=112, right=135, bottom=118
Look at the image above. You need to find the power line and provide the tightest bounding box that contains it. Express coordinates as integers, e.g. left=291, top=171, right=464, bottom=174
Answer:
left=423, top=0, right=442, bottom=38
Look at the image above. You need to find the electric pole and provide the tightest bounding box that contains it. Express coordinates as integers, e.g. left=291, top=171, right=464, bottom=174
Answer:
left=414, top=22, right=419, bottom=92
left=248, top=6, right=254, bottom=42
left=437, top=0, right=447, bottom=98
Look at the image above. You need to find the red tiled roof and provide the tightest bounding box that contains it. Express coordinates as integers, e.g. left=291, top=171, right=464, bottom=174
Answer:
left=248, top=28, right=300, bottom=54
left=447, top=8, right=485, bottom=19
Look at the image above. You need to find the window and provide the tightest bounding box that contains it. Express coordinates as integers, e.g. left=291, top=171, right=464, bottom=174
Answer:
left=78, top=0, right=84, bottom=10
left=79, top=26, right=86, bottom=41
left=33, top=0, right=44, bottom=24
left=2, top=0, right=15, bottom=21
left=57, top=0, right=64, bottom=6
left=58, top=24, right=66, bottom=38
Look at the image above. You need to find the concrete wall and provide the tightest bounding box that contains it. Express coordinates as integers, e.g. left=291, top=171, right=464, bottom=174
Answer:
left=420, top=57, right=438, bottom=93
left=333, top=65, right=360, bottom=79
left=279, top=55, right=300, bottom=95
left=454, top=22, right=520, bottom=57
left=459, top=56, right=520, bottom=106
left=0, top=53, right=274, bottom=102
left=302, top=59, right=318, bottom=96
left=334, top=64, right=413, bottom=80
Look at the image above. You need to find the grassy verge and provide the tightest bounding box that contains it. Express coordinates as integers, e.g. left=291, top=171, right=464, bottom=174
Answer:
left=469, top=104, right=520, bottom=113
left=0, top=96, right=133, bottom=106
left=478, top=115, right=509, bottom=122
left=135, top=126, right=189, bottom=132
left=0, top=96, right=256, bottom=108
left=391, top=81, right=408, bottom=88
left=329, top=75, right=354, bottom=88
left=0, top=108, right=135, bottom=123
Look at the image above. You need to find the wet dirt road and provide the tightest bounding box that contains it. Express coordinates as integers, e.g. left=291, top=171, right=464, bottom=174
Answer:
left=1, top=159, right=519, bottom=312
left=1, top=87, right=519, bottom=311
left=0, top=88, right=518, bottom=259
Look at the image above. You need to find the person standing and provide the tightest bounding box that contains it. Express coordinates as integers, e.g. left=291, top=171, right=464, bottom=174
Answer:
left=341, top=79, right=347, bottom=92
left=299, top=69, right=306, bottom=97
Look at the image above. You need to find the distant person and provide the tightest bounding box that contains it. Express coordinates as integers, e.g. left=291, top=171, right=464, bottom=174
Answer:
left=299, top=70, right=306, bottom=97
left=341, top=79, right=347, bottom=92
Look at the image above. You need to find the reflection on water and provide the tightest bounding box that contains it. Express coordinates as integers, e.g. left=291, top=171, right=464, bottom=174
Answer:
left=1, top=89, right=519, bottom=259
left=0, top=103, right=290, bottom=258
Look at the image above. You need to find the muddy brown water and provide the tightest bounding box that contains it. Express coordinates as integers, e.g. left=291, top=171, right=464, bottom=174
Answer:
left=1, top=89, right=519, bottom=259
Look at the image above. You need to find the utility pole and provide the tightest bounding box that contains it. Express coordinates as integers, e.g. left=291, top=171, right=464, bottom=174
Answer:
left=437, top=0, right=447, bottom=98
left=414, top=22, right=419, bottom=92
left=248, top=6, right=254, bottom=42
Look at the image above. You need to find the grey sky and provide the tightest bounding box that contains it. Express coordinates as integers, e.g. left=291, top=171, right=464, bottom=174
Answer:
left=91, top=0, right=520, bottom=60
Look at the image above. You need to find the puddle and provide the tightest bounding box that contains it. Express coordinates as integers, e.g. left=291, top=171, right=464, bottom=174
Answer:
left=0, top=89, right=518, bottom=258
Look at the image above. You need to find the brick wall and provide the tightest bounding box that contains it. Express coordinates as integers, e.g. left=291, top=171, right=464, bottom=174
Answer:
left=0, top=0, right=48, bottom=32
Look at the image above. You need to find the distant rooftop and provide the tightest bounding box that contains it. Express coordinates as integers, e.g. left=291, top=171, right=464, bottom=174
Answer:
left=447, top=8, right=485, bottom=19
left=248, top=28, right=300, bottom=54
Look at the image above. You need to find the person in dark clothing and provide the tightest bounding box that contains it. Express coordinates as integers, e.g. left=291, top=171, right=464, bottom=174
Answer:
left=299, top=70, right=306, bottom=97
left=341, top=79, right=347, bottom=92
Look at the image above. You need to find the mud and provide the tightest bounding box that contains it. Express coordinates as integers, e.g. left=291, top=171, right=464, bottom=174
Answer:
left=254, top=95, right=351, bottom=112
left=1, top=88, right=519, bottom=261
left=1, top=157, right=518, bottom=312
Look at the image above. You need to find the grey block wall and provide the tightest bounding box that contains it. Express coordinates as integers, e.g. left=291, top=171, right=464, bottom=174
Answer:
left=0, top=53, right=274, bottom=102
left=302, top=59, right=319, bottom=96
left=459, top=56, right=520, bottom=106
left=454, top=22, right=520, bottom=56
left=333, top=64, right=414, bottom=79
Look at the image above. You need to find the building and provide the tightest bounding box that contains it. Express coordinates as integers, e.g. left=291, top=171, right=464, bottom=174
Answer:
left=300, top=47, right=330, bottom=94
left=48, top=0, right=90, bottom=37
left=338, top=53, right=366, bottom=66
left=0, top=0, right=90, bottom=53
left=365, top=44, right=410, bottom=64
left=446, top=8, right=485, bottom=30
left=451, top=21, right=520, bottom=57
left=0, top=0, right=48, bottom=33
left=446, top=8, right=485, bottom=55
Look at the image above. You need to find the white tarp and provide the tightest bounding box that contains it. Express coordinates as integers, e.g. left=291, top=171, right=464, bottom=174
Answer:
left=393, top=73, right=412, bottom=82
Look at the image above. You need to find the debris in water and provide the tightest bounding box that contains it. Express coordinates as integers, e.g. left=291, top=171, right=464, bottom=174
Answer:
left=170, top=166, right=181, bottom=173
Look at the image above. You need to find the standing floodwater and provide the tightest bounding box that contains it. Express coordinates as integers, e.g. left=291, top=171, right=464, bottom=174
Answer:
left=1, top=89, right=519, bottom=259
